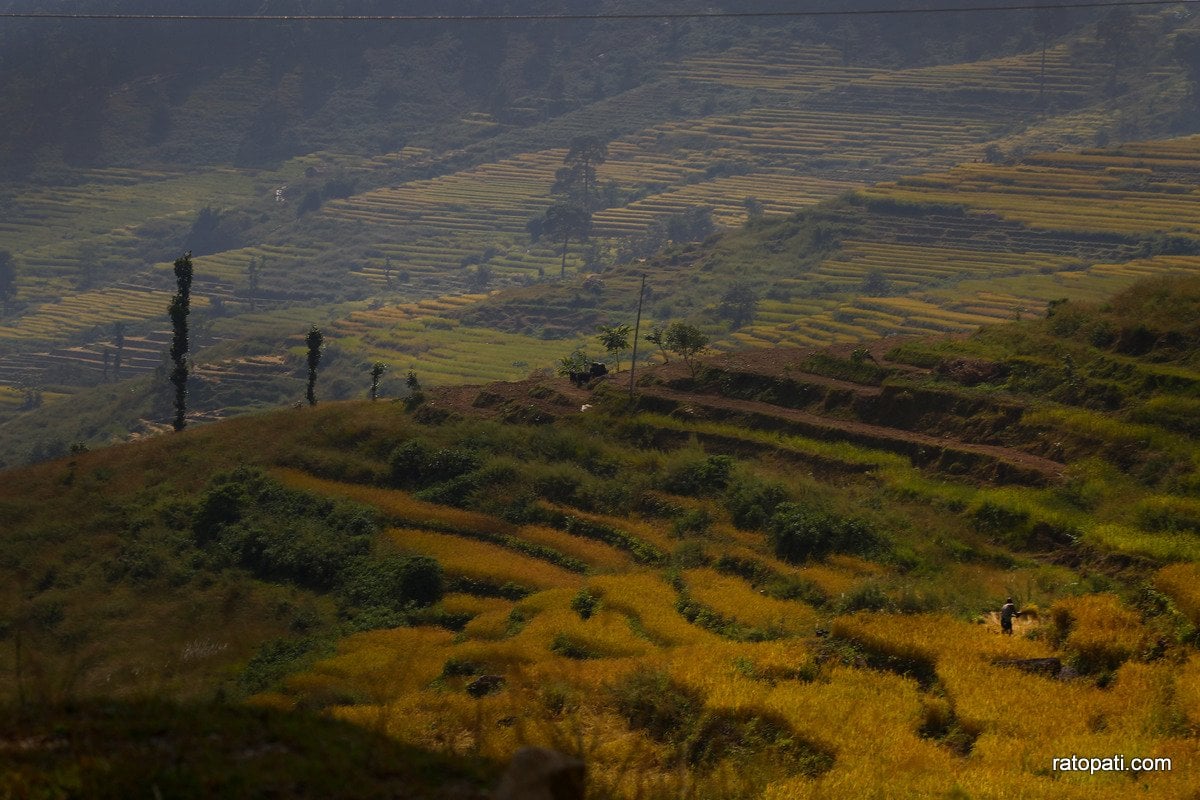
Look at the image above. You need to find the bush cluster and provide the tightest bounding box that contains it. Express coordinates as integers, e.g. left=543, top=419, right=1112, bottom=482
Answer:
left=388, top=440, right=481, bottom=489
left=191, top=468, right=443, bottom=619
left=663, top=454, right=735, bottom=496
left=607, top=668, right=832, bottom=775
left=768, top=502, right=880, bottom=563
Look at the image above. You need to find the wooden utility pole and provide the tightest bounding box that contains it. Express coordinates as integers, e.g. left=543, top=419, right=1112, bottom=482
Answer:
left=628, top=274, right=646, bottom=400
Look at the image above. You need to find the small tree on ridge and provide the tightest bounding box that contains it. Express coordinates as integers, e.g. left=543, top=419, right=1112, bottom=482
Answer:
left=597, top=323, right=632, bottom=372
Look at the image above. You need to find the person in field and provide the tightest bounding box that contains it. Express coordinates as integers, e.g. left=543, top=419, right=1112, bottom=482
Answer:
left=1000, top=597, right=1022, bottom=635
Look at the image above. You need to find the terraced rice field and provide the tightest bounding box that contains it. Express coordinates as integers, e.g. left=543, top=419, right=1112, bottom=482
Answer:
left=254, top=445, right=1200, bottom=799
left=670, top=42, right=877, bottom=93
left=328, top=294, right=590, bottom=385
left=861, top=137, right=1200, bottom=237
left=854, top=44, right=1105, bottom=100
left=593, top=173, right=862, bottom=232
left=0, top=286, right=205, bottom=342
left=0, top=386, right=23, bottom=409
left=673, top=40, right=1107, bottom=105
left=353, top=234, right=575, bottom=290
left=703, top=137, right=1200, bottom=353
left=324, top=99, right=1008, bottom=303
left=0, top=22, right=1181, bottom=411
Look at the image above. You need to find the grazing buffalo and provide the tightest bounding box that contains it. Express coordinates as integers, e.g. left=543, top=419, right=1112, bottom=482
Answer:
left=569, top=362, right=608, bottom=387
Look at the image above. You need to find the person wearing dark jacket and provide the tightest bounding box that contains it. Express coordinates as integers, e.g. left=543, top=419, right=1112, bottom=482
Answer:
left=1000, top=597, right=1022, bottom=635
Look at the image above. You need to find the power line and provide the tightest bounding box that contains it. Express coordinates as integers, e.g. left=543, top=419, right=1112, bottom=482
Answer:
left=0, top=0, right=1195, bottom=22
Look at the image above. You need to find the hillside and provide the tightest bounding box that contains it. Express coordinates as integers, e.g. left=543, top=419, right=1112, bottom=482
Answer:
left=3, top=3, right=1199, bottom=466
left=6, top=276, right=1200, bottom=797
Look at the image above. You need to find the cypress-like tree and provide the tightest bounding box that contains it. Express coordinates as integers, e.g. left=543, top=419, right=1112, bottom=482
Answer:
left=168, top=252, right=193, bottom=431
left=369, top=361, right=387, bottom=401
left=305, top=325, right=324, bottom=406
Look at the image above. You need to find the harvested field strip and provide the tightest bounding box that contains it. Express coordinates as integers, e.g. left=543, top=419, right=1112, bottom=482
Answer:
left=186, top=244, right=324, bottom=285
left=593, top=173, right=861, bottom=231
left=682, top=567, right=818, bottom=637
left=673, top=40, right=1100, bottom=102
left=1153, top=563, right=1200, bottom=626
left=275, top=469, right=513, bottom=534
left=515, top=525, right=634, bottom=571
left=0, top=287, right=207, bottom=342
left=589, top=572, right=722, bottom=646
left=634, top=413, right=908, bottom=473
left=324, top=307, right=589, bottom=386
left=535, top=505, right=667, bottom=566
left=863, top=137, right=1200, bottom=236
left=854, top=44, right=1101, bottom=96
left=387, top=528, right=583, bottom=592
left=2, top=167, right=256, bottom=254
left=0, top=386, right=24, bottom=408
left=273, top=470, right=602, bottom=573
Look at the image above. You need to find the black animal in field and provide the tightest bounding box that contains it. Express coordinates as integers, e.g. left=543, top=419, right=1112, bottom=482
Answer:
left=569, top=362, right=608, bottom=387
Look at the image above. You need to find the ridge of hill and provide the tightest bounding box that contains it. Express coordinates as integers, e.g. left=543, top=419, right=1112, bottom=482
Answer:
left=6, top=275, right=1200, bottom=796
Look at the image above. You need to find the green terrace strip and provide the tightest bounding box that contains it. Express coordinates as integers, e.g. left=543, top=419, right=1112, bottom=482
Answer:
left=630, top=411, right=910, bottom=472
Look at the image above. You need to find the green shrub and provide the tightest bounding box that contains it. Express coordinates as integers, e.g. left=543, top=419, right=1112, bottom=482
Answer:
left=608, top=668, right=703, bottom=743
left=339, top=555, right=444, bottom=611
left=190, top=469, right=383, bottom=592
left=441, top=657, right=483, bottom=677
left=970, top=501, right=1030, bottom=537
left=671, top=540, right=710, bottom=569
left=532, top=466, right=583, bottom=503
left=387, top=441, right=481, bottom=489
left=549, top=633, right=600, bottom=660
left=835, top=581, right=891, bottom=613
left=663, top=454, right=735, bottom=497
left=671, top=507, right=713, bottom=538
left=768, top=503, right=880, bottom=563
left=570, top=588, right=601, bottom=620
left=387, top=439, right=433, bottom=487
left=686, top=708, right=833, bottom=776
left=726, top=476, right=790, bottom=530
left=239, top=636, right=329, bottom=694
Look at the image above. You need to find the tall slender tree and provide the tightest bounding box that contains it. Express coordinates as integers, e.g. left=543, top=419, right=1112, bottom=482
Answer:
left=552, top=136, right=609, bottom=211
left=168, top=252, right=193, bottom=431
left=542, top=203, right=592, bottom=278
left=305, top=325, right=324, bottom=406
left=370, top=361, right=387, bottom=401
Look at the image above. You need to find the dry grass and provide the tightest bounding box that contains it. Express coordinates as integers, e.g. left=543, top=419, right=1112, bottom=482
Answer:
left=683, top=568, right=817, bottom=637
left=1154, top=563, right=1200, bottom=626
left=388, top=528, right=583, bottom=591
